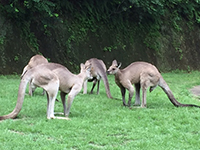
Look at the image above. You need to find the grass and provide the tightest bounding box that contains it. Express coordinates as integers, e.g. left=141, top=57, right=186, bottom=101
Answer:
left=0, top=71, right=200, bottom=150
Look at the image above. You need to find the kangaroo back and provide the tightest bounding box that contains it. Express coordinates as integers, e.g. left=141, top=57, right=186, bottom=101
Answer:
left=21, top=54, right=48, bottom=78
left=159, top=77, right=200, bottom=108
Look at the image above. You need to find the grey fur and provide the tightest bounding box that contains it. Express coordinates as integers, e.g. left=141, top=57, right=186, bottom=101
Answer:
left=107, top=60, right=200, bottom=108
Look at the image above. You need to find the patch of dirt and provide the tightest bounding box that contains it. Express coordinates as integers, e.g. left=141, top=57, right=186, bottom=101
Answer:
left=190, top=85, right=200, bottom=97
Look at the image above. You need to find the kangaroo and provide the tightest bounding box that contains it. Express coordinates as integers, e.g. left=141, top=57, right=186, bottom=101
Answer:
left=107, top=60, right=200, bottom=108
left=83, top=58, right=112, bottom=99
left=0, top=62, right=92, bottom=120
left=21, top=54, right=48, bottom=77
left=21, top=54, right=48, bottom=96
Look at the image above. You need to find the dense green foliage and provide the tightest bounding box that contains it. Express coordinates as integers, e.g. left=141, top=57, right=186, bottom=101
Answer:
left=0, top=72, right=200, bottom=149
left=1, top=0, right=200, bottom=52
left=1, top=0, right=200, bottom=73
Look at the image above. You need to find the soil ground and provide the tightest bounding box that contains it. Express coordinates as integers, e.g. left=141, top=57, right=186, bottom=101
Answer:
left=190, top=85, right=200, bottom=97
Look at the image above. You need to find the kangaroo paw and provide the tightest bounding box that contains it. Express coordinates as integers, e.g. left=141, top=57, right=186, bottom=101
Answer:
left=54, top=112, right=64, bottom=115
left=55, top=117, right=70, bottom=120
left=123, top=103, right=128, bottom=107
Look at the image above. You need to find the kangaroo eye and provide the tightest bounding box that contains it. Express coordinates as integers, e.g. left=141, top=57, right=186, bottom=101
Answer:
left=112, top=68, right=115, bottom=71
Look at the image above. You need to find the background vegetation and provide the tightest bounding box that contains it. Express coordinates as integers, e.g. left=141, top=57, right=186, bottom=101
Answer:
left=0, top=72, right=200, bottom=149
left=1, top=0, right=200, bottom=73
left=1, top=1, right=200, bottom=149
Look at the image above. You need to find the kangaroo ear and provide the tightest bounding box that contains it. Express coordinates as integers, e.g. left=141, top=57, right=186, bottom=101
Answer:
left=117, top=62, right=122, bottom=69
left=84, top=60, right=90, bottom=67
left=112, top=60, right=118, bottom=66
left=80, top=63, right=85, bottom=69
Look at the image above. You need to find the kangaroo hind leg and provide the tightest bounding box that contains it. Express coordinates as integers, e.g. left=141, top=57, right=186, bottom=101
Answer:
left=134, top=83, right=141, bottom=106
left=60, top=92, right=67, bottom=116
left=40, top=77, right=59, bottom=119
left=90, top=78, right=97, bottom=94
left=123, top=81, right=134, bottom=107
left=45, top=82, right=59, bottom=119
left=64, top=84, right=82, bottom=118
left=140, top=73, right=151, bottom=108
left=119, top=85, right=126, bottom=106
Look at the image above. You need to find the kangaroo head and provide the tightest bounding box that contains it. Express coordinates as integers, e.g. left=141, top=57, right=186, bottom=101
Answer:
left=107, top=60, right=121, bottom=75
left=81, top=63, right=92, bottom=80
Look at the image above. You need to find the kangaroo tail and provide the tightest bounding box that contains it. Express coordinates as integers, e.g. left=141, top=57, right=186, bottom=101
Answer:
left=159, top=77, right=200, bottom=108
left=101, top=72, right=113, bottom=99
left=0, top=77, right=29, bottom=120
left=21, top=65, right=29, bottom=78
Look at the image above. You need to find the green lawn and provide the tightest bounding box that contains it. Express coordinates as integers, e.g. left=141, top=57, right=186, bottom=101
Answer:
left=0, top=71, right=200, bottom=150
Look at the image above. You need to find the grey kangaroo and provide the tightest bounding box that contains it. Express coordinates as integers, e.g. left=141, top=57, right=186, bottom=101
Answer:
left=107, top=60, right=200, bottom=108
left=83, top=58, right=112, bottom=98
left=21, top=54, right=48, bottom=96
left=0, top=62, right=92, bottom=120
